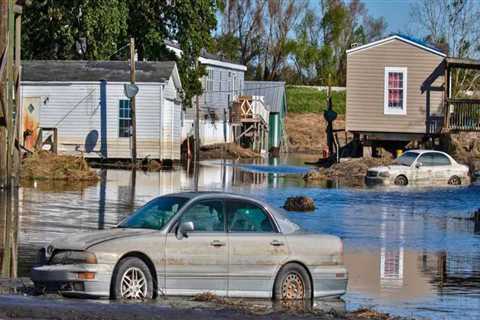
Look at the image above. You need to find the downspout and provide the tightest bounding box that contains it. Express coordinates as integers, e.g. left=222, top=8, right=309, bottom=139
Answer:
left=100, top=80, right=107, bottom=159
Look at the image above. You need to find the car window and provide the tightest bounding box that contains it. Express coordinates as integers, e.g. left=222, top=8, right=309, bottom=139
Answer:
left=417, top=153, right=435, bottom=167
left=179, top=200, right=225, bottom=232
left=226, top=200, right=275, bottom=233
left=432, top=153, right=451, bottom=166
left=393, top=152, right=418, bottom=166
left=118, top=196, right=188, bottom=230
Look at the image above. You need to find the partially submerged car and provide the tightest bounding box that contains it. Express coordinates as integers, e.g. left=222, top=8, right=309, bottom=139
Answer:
left=32, top=192, right=347, bottom=300
left=366, top=150, right=470, bottom=186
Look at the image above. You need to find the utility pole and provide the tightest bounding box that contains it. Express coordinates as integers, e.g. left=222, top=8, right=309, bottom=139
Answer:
left=194, top=76, right=200, bottom=163
left=129, top=38, right=137, bottom=166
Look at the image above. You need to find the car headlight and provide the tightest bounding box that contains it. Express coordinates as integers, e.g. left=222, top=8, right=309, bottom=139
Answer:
left=50, top=251, right=97, bottom=265
left=379, top=172, right=390, bottom=178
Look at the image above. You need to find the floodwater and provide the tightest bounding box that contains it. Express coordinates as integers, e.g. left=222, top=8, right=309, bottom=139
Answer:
left=1, top=153, right=480, bottom=320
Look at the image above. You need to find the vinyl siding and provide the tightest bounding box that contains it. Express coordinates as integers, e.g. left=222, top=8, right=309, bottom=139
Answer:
left=346, top=39, right=444, bottom=134
left=23, top=83, right=102, bottom=153
left=22, top=80, right=182, bottom=160
left=183, top=63, right=243, bottom=145
left=106, top=83, right=162, bottom=159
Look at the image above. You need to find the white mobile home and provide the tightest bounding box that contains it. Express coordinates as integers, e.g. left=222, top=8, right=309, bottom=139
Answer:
left=165, top=42, right=247, bottom=145
left=21, top=60, right=183, bottom=161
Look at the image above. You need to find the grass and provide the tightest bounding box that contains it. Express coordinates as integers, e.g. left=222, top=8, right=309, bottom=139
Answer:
left=286, top=86, right=346, bottom=114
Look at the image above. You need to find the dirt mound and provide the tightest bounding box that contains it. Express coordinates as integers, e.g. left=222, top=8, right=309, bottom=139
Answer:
left=285, top=113, right=350, bottom=154
left=283, top=196, right=316, bottom=212
left=200, top=143, right=260, bottom=160
left=442, top=132, right=480, bottom=173
left=304, top=157, right=392, bottom=187
left=21, top=152, right=98, bottom=181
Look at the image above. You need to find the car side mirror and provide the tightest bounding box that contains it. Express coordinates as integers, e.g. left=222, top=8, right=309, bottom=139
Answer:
left=176, top=221, right=194, bottom=240
left=415, top=162, right=423, bottom=169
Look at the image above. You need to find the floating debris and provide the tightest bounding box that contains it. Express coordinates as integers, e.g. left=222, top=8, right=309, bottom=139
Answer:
left=283, top=196, right=316, bottom=212
left=200, top=143, right=260, bottom=160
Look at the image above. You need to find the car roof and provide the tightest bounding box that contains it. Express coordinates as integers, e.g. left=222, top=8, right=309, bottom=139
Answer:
left=404, top=149, right=450, bottom=155
left=163, top=191, right=302, bottom=234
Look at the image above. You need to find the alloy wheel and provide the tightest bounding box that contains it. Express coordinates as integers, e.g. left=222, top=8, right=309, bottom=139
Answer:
left=120, top=267, right=147, bottom=299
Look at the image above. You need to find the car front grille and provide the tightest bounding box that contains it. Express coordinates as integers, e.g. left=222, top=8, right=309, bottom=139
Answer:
left=367, top=171, right=378, bottom=177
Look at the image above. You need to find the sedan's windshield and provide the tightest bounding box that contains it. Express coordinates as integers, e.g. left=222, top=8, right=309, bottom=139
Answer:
left=118, top=196, right=189, bottom=230
left=392, top=152, right=419, bottom=166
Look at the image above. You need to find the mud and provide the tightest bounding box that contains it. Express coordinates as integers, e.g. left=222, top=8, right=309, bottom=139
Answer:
left=303, top=157, right=392, bottom=187
left=441, top=132, right=480, bottom=173
left=0, top=294, right=405, bottom=320
left=286, top=113, right=350, bottom=154
left=200, top=143, right=261, bottom=160
left=21, top=151, right=98, bottom=182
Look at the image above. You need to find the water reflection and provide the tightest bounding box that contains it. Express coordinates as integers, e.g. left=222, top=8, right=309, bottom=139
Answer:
left=0, top=156, right=479, bottom=320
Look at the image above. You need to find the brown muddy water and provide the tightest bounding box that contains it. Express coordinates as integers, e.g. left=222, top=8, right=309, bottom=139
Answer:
left=1, top=153, right=480, bottom=320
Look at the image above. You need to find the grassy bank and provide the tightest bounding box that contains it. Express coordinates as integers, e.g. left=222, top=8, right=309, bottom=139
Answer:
left=286, top=86, right=346, bottom=114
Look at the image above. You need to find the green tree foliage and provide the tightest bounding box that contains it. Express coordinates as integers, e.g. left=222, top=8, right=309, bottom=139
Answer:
left=22, top=0, right=219, bottom=107
left=22, top=0, right=128, bottom=60
left=214, top=0, right=386, bottom=85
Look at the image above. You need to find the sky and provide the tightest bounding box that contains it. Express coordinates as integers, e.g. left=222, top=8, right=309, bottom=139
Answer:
left=361, top=0, right=417, bottom=34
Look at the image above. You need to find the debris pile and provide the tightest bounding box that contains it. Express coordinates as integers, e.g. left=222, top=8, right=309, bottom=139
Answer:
left=304, top=157, right=392, bottom=187
left=442, top=132, right=480, bottom=174
left=21, top=151, right=98, bottom=182
left=200, top=143, right=260, bottom=160
left=283, top=196, right=316, bottom=212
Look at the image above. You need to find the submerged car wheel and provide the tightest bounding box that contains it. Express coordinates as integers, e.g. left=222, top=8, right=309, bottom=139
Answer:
left=112, top=257, right=153, bottom=300
left=394, top=175, right=408, bottom=186
left=274, top=263, right=312, bottom=300
left=448, top=175, right=461, bottom=185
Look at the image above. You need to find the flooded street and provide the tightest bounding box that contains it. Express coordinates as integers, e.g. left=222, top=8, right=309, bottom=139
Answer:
left=1, top=154, right=480, bottom=320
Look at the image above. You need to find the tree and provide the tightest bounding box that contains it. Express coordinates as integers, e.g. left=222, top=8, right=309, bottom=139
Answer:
left=166, top=0, right=218, bottom=106
left=261, top=0, right=306, bottom=80
left=411, top=0, right=480, bottom=95
left=22, top=0, right=128, bottom=60
left=22, top=0, right=219, bottom=107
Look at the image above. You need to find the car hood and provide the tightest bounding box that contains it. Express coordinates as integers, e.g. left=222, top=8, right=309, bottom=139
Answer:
left=49, top=228, right=157, bottom=251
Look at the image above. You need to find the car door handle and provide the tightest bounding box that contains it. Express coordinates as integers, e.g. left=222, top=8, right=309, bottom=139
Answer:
left=270, top=240, right=284, bottom=246
left=210, top=240, right=226, bottom=247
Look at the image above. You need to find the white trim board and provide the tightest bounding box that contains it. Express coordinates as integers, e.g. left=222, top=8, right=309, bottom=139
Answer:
left=347, top=35, right=446, bottom=57
left=166, top=43, right=247, bottom=72
left=384, top=67, right=408, bottom=116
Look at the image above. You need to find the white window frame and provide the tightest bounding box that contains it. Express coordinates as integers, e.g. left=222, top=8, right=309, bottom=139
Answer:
left=384, top=67, right=407, bottom=115
left=205, top=67, right=214, bottom=92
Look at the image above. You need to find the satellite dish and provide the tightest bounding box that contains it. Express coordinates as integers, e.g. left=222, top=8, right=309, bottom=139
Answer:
left=85, top=130, right=99, bottom=153
left=124, top=83, right=139, bottom=98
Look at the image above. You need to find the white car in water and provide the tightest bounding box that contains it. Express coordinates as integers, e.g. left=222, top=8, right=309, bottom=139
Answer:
left=365, top=150, right=470, bottom=186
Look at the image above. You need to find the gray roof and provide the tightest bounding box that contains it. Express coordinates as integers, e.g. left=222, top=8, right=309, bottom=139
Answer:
left=243, top=81, right=286, bottom=113
left=22, top=60, right=177, bottom=83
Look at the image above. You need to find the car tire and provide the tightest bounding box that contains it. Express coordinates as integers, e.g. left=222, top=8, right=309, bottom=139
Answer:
left=394, top=175, right=408, bottom=186
left=111, top=257, right=154, bottom=300
left=448, top=175, right=461, bottom=185
left=273, top=263, right=312, bottom=300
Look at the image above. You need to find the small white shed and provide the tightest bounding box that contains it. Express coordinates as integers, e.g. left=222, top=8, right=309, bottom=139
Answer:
left=21, top=60, right=183, bottom=161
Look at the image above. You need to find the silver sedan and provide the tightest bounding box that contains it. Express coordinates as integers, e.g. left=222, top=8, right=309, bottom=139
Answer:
left=31, top=192, right=348, bottom=300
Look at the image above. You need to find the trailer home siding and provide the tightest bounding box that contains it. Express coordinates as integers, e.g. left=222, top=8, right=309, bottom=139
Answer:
left=346, top=37, right=445, bottom=135
left=21, top=61, right=182, bottom=161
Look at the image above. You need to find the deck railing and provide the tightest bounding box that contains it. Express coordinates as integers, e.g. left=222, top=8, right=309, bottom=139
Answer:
left=447, top=99, right=480, bottom=131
